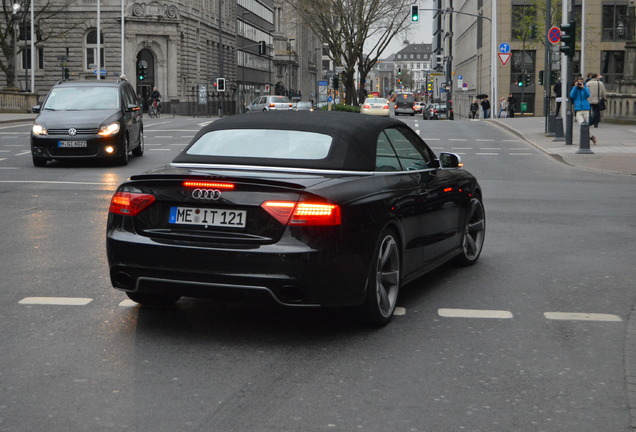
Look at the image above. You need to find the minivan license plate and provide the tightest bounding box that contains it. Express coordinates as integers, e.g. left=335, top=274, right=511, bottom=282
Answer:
left=169, top=207, right=246, bottom=227
left=58, top=140, right=87, bottom=148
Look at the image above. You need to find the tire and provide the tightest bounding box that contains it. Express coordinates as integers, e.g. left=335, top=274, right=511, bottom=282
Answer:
left=126, top=292, right=180, bottom=306
left=132, top=130, right=144, bottom=157
left=362, top=229, right=401, bottom=326
left=115, top=134, right=129, bottom=166
left=454, top=195, right=486, bottom=266
left=32, top=156, right=48, bottom=167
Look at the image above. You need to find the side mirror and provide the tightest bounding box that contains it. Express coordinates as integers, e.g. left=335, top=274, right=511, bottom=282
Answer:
left=439, top=152, right=463, bottom=169
left=32, top=105, right=41, bottom=113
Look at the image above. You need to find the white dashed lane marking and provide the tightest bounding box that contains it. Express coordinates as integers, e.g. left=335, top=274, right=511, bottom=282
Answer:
left=19, top=297, right=93, bottom=306
left=438, top=308, right=514, bottom=319
left=544, top=312, right=622, bottom=322
left=16, top=298, right=624, bottom=323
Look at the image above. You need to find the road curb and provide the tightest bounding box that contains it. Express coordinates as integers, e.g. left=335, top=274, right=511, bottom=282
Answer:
left=626, top=305, right=636, bottom=429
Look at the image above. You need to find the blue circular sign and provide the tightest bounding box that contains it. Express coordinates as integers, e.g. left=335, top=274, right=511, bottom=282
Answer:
left=499, top=43, right=510, bottom=54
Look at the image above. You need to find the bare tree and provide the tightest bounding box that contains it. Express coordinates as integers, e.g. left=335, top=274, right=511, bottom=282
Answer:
left=1, top=0, right=74, bottom=90
left=287, top=0, right=413, bottom=105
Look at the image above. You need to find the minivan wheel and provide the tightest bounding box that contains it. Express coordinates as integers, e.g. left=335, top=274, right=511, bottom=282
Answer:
left=132, top=131, right=144, bottom=157
left=32, top=156, right=48, bottom=167
left=115, top=134, right=129, bottom=166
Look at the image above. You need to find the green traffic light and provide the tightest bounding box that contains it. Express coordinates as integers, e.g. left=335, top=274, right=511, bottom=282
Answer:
left=411, top=5, right=419, bottom=22
left=518, top=81, right=523, bottom=87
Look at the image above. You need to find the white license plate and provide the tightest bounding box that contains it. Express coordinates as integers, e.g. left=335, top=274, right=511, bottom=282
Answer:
left=169, top=207, right=246, bottom=228
left=58, top=140, right=87, bottom=148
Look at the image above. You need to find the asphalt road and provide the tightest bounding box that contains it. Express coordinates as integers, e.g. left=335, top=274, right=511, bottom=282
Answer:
left=0, top=115, right=635, bottom=431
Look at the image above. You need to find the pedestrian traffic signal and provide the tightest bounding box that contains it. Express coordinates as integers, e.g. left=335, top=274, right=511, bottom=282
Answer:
left=411, top=5, right=419, bottom=22
left=560, top=20, right=576, bottom=58
left=216, top=77, right=226, bottom=92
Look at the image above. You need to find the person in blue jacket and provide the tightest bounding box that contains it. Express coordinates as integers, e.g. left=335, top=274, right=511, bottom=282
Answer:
left=569, top=76, right=597, bottom=144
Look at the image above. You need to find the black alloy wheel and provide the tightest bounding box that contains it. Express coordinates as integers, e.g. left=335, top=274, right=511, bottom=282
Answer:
left=132, top=130, right=144, bottom=157
left=115, top=134, right=129, bottom=166
left=454, top=195, right=486, bottom=266
left=32, top=156, right=47, bottom=167
left=363, top=229, right=401, bottom=326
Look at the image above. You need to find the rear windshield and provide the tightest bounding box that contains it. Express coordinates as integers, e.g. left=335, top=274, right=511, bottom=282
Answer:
left=186, top=129, right=333, bottom=160
left=396, top=94, right=415, bottom=102
left=270, top=97, right=290, bottom=103
left=43, top=87, right=120, bottom=111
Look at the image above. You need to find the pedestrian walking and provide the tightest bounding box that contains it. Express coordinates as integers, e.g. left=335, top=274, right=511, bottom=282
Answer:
left=469, top=99, right=479, bottom=119
left=480, top=96, right=491, bottom=119
left=498, top=97, right=508, bottom=118
left=553, top=80, right=562, bottom=115
left=569, top=77, right=597, bottom=144
left=586, top=73, right=606, bottom=128
left=507, top=93, right=517, bottom=118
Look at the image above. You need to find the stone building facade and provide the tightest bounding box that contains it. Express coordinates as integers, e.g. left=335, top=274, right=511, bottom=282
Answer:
left=4, top=0, right=323, bottom=115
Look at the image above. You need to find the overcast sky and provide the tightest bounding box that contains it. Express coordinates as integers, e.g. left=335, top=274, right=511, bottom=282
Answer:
left=366, top=7, right=434, bottom=58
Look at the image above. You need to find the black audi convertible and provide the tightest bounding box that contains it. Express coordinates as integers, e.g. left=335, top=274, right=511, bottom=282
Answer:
left=106, top=111, right=485, bottom=325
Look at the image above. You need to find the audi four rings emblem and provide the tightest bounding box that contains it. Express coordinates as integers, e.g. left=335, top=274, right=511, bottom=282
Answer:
left=192, top=188, right=222, bottom=200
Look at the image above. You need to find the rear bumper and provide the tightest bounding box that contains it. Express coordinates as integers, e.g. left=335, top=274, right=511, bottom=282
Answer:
left=106, top=229, right=370, bottom=307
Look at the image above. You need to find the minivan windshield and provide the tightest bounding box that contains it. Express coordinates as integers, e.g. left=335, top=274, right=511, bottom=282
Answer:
left=43, top=87, right=120, bottom=111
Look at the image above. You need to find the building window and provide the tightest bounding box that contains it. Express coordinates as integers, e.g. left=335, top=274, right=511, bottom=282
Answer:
left=602, top=3, right=628, bottom=41
left=85, top=29, right=104, bottom=70
left=511, top=49, right=536, bottom=85
left=17, top=24, right=43, bottom=70
left=511, top=4, right=537, bottom=41
left=601, top=51, right=624, bottom=88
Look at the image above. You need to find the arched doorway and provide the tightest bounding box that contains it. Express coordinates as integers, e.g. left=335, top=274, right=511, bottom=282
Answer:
left=136, top=49, right=156, bottom=110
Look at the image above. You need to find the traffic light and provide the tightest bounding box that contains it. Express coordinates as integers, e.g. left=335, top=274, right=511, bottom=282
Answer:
left=525, top=74, right=531, bottom=87
left=332, top=76, right=339, bottom=90
left=517, top=74, right=524, bottom=87
left=411, top=5, right=419, bottom=22
left=398, top=67, right=402, bottom=75
left=560, top=20, right=576, bottom=58
left=137, top=64, right=147, bottom=81
left=216, top=77, right=226, bottom=92
left=63, top=68, right=70, bottom=80
left=427, top=82, right=433, bottom=91
left=258, top=41, right=267, bottom=55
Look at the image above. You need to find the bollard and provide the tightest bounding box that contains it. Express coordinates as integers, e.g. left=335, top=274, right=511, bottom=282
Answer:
left=576, top=121, right=594, bottom=154
left=546, top=114, right=557, bottom=137
left=553, top=115, right=565, bottom=142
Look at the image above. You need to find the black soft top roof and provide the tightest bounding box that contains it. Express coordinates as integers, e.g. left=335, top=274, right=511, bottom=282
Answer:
left=172, top=111, right=406, bottom=171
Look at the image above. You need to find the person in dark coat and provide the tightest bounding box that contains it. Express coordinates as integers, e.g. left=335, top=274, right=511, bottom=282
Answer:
left=480, top=96, right=491, bottom=119
left=507, top=93, right=517, bottom=118
left=553, top=80, right=562, bottom=115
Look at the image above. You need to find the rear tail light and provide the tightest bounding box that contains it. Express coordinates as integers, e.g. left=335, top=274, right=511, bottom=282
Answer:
left=383, top=105, right=389, bottom=109
left=363, top=104, right=371, bottom=109
left=182, top=180, right=235, bottom=190
left=109, top=192, right=156, bottom=216
left=269, top=103, right=275, bottom=108
left=261, top=201, right=341, bottom=226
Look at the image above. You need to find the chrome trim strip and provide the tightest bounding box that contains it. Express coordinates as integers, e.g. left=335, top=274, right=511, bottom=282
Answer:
left=169, top=163, right=437, bottom=176
left=131, top=276, right=320, bottom=307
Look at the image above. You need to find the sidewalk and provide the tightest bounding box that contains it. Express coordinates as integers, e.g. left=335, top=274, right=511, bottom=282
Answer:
left=2, top=112, right=636, bottom=176
left=491, top=116, right=636, bottom=176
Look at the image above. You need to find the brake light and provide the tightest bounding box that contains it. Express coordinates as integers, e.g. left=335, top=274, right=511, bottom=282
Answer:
left=109, top=192, right=156, bottom=216
left=182, top=181, right=235, bottom=189
left=261, top=201, right=341, bottom=226
left=363, top=104, right=371, bottom=109
left=269, top=103, right=275, bottom=108
left=383, top=105, right=389, bottom=109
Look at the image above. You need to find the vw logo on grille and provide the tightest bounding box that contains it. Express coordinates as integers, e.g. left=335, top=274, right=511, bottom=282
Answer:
left=192, top=189, right=222, bottom=200
left=68, top=128, right=77, bottom=136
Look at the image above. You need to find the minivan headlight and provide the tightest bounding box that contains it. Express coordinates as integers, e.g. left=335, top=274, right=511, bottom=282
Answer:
left=32, top=124, right=48, bottom=135
left=98, top=122, right=120, bottom=136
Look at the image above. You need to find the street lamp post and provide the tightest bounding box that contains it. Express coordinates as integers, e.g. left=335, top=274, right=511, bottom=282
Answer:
left=287, top=38, right=295, bottom=98
left=12, top=3, right=21, bottom=90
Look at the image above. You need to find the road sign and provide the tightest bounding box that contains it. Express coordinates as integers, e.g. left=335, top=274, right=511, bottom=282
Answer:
left=499, top=43, right=510, bottom=54
left=498, top=53, right=512, bottom=66
left=548, top=26, right=561, bottom=44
